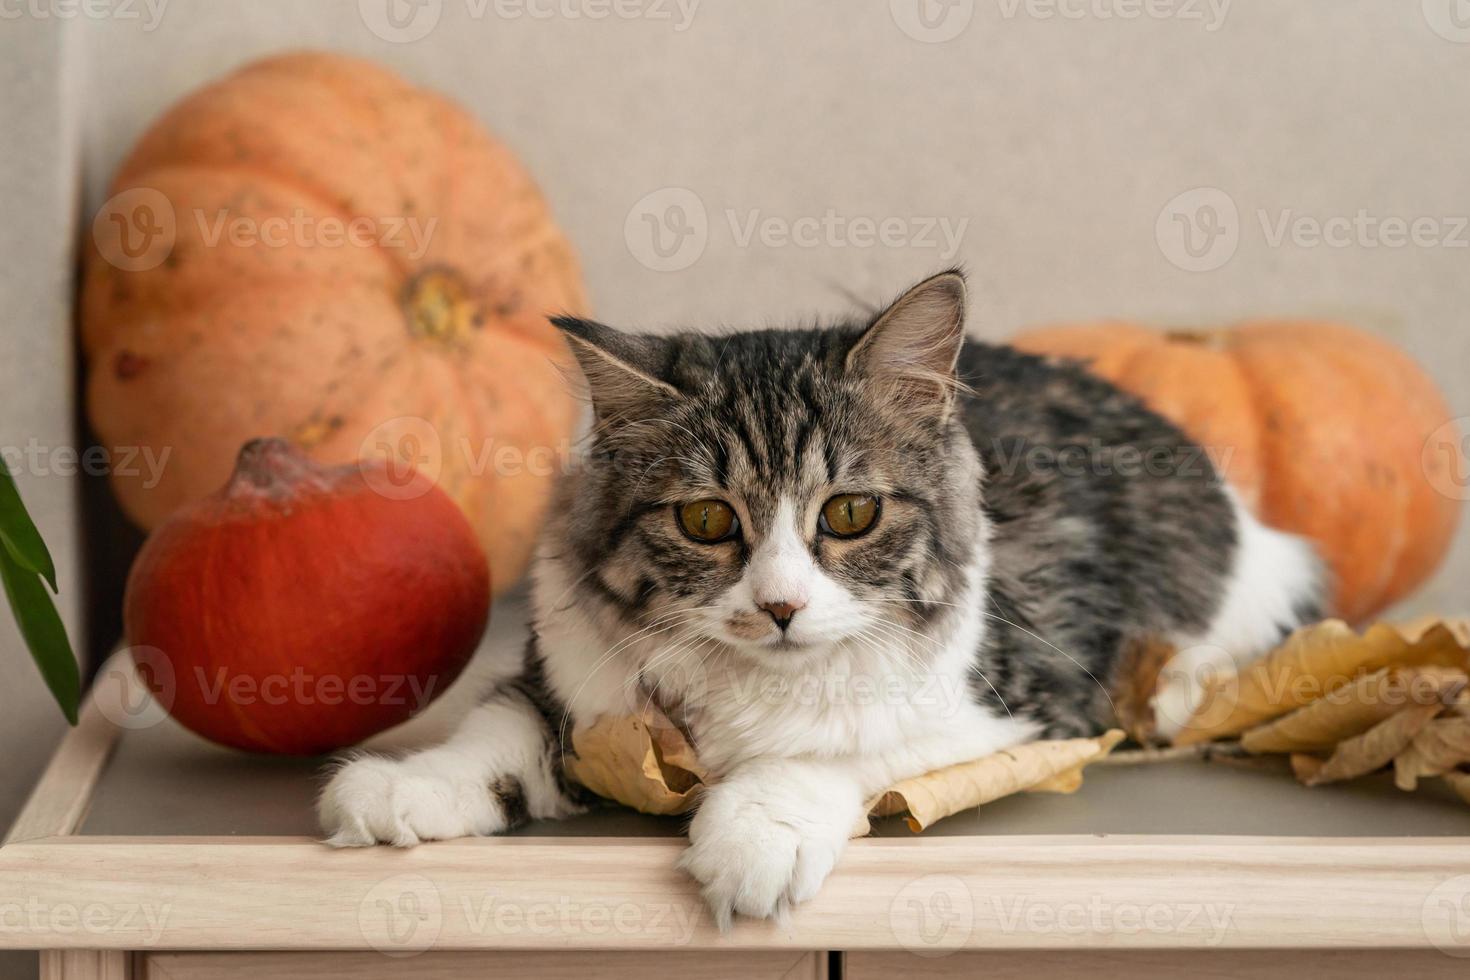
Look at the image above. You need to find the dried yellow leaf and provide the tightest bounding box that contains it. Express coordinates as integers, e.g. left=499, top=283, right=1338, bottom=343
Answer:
left=1176, top=619, right=1470, bottom=745
left=1304, top=702, right=1446, bottom=786
left=1394, top=716, right=1470, bottom=791
left=1029, top=767, right=1086, bottom=794
left=1394, top=617, right=1470, bottom=646
left=563, top=710, right=704, bottom=816
left=869, top=730, right=1124, bottom=832
left=1290, top=753, right=1325, bottom=783
left=1241, top=666, right=1467, bottom=754
left=1443, top=770, right=1470, bottom=805
left=564, top=714, right=1123, bottom=833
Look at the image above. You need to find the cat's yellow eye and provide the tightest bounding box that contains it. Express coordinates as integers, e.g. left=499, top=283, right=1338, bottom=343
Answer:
left=677, top=500, right=740, bottom=543
left=819, top=494, right=880, bottom=538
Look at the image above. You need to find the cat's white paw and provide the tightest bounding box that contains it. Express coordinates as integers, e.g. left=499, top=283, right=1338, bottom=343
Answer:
left=318, top=754, right=506, bottom=847
left=678, top=775, right=851, bottom=928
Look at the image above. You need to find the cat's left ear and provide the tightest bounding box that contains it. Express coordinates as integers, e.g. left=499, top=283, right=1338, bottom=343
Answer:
left=846, top=270, right=967, bottom=418
left=551, top=316, right=682, bottom=424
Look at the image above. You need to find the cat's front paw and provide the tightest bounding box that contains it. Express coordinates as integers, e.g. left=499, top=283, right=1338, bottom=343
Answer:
left=318, top=754, right=506, bottom=847
left=677, top=776, right=852, bottom=928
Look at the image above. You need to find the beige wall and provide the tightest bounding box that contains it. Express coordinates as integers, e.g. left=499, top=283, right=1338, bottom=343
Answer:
left=74, top=0, right=1469, bottom=614
left=1, top=15, right=78, bottom=979
left=0, top=19, right=78, bottom=825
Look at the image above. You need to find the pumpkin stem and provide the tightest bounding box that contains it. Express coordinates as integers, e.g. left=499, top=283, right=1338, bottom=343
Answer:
left=228, top=438, right=332, bottom=495
left=404, top=268, right=480, bottom=346
left=1164, top=328, right=1229, bottom=349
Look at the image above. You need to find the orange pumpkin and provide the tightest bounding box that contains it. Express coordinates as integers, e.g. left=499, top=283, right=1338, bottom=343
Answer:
left=1013, top=321, right=1463, bottom=623
left=83, top=52, right=585, bottom=591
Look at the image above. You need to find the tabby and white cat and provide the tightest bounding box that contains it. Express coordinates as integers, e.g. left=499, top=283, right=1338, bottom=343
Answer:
left=319, top=271, right=1323, bottom=925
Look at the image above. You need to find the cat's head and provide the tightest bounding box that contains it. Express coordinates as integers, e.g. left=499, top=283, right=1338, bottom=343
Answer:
left=550, top=271, right=985, bottom=667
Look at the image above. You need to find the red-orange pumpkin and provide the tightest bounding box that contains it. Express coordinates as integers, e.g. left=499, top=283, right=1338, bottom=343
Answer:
left=83, top=52, right=585, bottom=590
left=1013, top=321, right=1463, bottom=623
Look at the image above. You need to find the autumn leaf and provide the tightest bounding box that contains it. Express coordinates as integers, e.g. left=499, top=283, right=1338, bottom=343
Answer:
left=1175, top=619, right=1469, bottom=745
left=1393, top=716, right=1470, bottom=790
left=1300, top=702, right=1447, bottom=786
left=562, top=712, right=1124, bottom=832
left=563, top=710, right=705, bottom=816
left=868, top=730, right=1124, bottom=832
left=1241, top=666, right=1467, bottom=754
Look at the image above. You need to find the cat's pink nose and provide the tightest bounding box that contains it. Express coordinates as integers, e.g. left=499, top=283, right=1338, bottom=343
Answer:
left=757, top=599, right=805, bottom=631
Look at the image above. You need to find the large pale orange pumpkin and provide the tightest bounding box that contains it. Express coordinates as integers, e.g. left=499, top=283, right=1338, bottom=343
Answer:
left=82, top=52, right=585, bottom=591
left=1013, top=321, right=1463, bottom=623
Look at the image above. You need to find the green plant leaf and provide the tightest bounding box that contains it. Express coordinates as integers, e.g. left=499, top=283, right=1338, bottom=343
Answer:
left=0, top=546, right=78, bottom=724
left=0, top=461, right=58, bottom=592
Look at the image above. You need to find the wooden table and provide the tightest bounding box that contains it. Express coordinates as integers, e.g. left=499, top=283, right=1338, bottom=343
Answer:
left=5, top=642, right=1470, bottom=979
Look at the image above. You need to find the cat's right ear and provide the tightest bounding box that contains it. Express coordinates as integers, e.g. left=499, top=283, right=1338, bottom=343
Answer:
left=846, top=270, right=968, bottom=420
left=551, top=316, right=682, bottom=422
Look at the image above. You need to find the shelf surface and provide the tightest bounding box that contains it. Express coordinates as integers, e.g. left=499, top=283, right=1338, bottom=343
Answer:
left=79, top=703, right=1470, bottom=838
left=60, top=590, right=1470, bottom=840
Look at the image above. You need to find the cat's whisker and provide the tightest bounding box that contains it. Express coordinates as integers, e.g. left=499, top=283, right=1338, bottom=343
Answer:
left=635, top=635, right=719, bottom=720
left=557, top=608, right=715, bottom=751
left=854, top=621, right=935, bottom=688
left=865, top=614, right=1019, bottom=721
left=633, top=455, right=710, bottom=494
left=859, top=598, right=1093, bottom=721
left=978, top=608, right=1117, bottom=718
